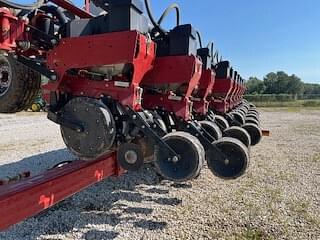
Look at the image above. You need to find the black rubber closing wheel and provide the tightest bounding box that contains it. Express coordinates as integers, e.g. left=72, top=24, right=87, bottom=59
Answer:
left=117, top=143, right=144, bottom=171
left=232, top=111, right=245, bottom=125
left=246, top=113, right=259, bottom=121
left=246, top=117, right=260, bottom=127
left=61, top=97, right=116, bottom=160
left=200, top=120, right=222, bottom=141
left=223, top=126, right=251, bottom=148
left=237, top=108, right=248, bottom=116
left=206, top=137, right=249, bottom=180
left=214, top=115, right=230, bottom=131
left=242, top=123, right=262, bottom=146
left=154, top=131, right=205, bottom=182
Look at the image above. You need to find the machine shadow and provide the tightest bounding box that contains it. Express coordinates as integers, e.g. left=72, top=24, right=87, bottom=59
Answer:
left=1, top=149, right=182, bottom=238
left=0, top=148, right=75, bottom=178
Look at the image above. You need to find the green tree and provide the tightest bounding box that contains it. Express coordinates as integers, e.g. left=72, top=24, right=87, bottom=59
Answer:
left=304, top=83, right=320, bottom=94
left=246, top=77, right=265, bottom=94
left=263, top=72, right=278, bottom=94
left=286, top=74, right=304, bottom=94
left=263, top=71, right=304, bottom=94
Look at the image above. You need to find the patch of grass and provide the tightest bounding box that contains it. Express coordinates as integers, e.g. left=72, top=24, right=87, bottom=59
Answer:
left=312, top=153, right=320, bottom=162
left=288, top=200, right=320, bottom=226
left=234, top=227, right=271, bottom=240
left=265, top=188, right=282, bottom=203
left=276, top=171, right=297, bottom=182
left=252, top=100, right=320, bottom=108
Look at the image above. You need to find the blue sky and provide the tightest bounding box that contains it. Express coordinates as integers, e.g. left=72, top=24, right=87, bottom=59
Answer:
left=29, top=0, right=320, bottom=83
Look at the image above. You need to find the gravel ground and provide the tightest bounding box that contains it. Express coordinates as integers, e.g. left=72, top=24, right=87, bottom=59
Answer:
left=0, top=109, right=319, bottom=240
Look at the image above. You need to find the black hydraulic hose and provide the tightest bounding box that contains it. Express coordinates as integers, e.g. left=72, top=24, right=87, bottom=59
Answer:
left=39, top=5, right=68, bottom=25
left=144, top=0, right=181, bottom=34
left=196, top=31, right=203, bottom=48
left=144, top=0, right=166, bottom=33
left=0, top=0, right=44, bottom=10
left=157, top=3, right=180, bottom=27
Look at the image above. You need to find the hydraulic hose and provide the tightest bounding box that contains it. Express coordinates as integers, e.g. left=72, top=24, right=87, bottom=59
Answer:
left=196, top=31, right=203, bottom=48
left=157, top=3, right=180, bottom=27
left=144, top=0, right=180, bottom=34
left=39, top=5, right=68, bottom=25
left=0, top=0, right=44, bottom=10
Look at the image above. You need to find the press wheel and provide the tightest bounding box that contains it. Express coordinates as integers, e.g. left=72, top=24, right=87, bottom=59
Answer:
left=154, top=131, right=205, bottom=182
left=242, top=123, right=262, bottom=146
left=223, top=126, right=251, bottom=148
left=214, top=115, right=230, bottom=131
left=199, top=120, right=222, bottom=141
left=206, top=137, right=249, bottom=180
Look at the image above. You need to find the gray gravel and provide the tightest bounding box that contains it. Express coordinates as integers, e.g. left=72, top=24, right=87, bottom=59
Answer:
left=0, top=109, right=319, bottom=240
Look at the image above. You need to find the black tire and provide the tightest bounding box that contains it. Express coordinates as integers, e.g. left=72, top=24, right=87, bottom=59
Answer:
left=223, top=126, right=251, bottom=148
left=245, top=117, right=260, bottom=126
left=154, top=131, right=205, bottom=182
left=237, top=108, right=248, bottom=116
left=232, top=111, right=246, bottom=125
left=0, top=55, right=41, bottom=113
left=214, top=115, right=230, bottom=131
left=246, top=113, right=260, bottom=121
left=242, top=123, right=262, bottom=146
left=207, top=137, right=250, bottom=180
left=199, top=120, right=223, bottom=141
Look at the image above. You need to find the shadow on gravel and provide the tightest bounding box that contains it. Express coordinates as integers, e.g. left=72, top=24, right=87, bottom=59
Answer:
left=0, top=149, right=75, bottom=178
left=0, top=149, right=183, bottom=239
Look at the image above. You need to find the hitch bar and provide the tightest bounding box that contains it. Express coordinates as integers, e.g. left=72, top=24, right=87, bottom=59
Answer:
left=0, top=152, right=121, bottom=231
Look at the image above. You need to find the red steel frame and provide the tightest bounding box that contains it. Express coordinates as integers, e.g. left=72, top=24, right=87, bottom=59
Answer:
left=142, top=55, right=202, bottom=120
left=211, top=76, right=234, bottom=114
left=192, top=68, right=216, bottom=115
left=0, top=152, right=125, bottom=231
left=44, top=31, right=156, bottom=110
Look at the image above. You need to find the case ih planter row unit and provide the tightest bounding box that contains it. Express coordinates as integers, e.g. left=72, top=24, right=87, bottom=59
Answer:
left=0, top=0, right=266, bottom=230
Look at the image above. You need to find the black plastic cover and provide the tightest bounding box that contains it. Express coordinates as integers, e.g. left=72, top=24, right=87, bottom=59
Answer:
left=215, top=61, right=231, bottom=79
left=63, top=0, right=148, bottom=37
left=156, top=24, right=198, bottom=57
left=197, top=48, right=211, bottom=70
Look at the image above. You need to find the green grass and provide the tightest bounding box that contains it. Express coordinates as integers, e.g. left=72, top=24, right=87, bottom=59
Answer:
left=312, top=153, right=320, bottom=163
left=234, top=228, right=271, bottom=240
left=251, top=99, right=320, bottom=108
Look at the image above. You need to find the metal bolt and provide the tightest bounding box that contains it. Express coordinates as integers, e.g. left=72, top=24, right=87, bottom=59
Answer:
left=141, top=125, right=145, bottom=129
left=172, top=156, right=179, bottom=163
left=51, top=39, right=57, bottom=46
left=50, top=75, right=57, bottom=81
left=132, top=115, right=137, bottom=120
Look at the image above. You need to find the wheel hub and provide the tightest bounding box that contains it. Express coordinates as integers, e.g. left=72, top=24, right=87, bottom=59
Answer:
left=124, top=150, right=138, bottom=164
left=0, top=65, right=11, bottom=96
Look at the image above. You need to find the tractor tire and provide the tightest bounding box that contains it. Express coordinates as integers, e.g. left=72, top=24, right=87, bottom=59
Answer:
left=0, top=55, right=41, bottom=113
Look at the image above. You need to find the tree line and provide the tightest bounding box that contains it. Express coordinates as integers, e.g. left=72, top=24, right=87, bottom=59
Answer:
left=246, top=71, right=320, bottom=95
